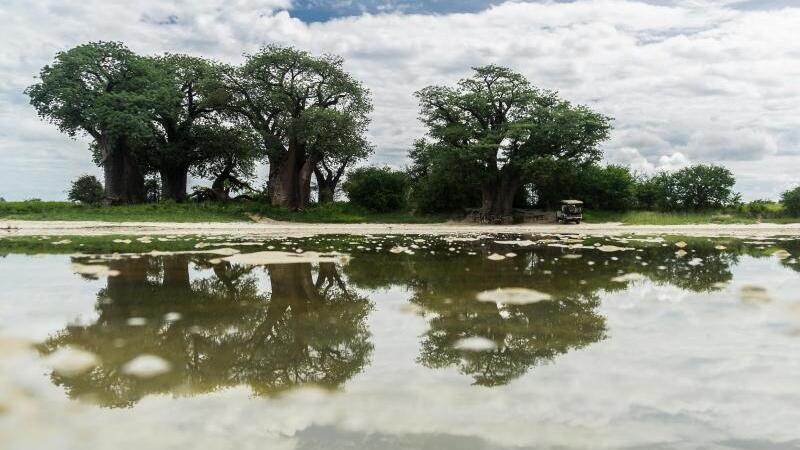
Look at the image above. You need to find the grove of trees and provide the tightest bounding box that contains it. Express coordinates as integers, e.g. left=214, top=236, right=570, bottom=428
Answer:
left=30, top=41, right=788, bottom=219
left=27, top=42, right=372, bottom=207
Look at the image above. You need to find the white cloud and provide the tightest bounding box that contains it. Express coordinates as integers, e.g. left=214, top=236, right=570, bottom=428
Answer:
left=1, top=0, right=799, bottom=200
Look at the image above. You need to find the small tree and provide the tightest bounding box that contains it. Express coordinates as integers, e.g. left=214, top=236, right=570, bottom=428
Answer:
left=669, top=164, right=738, bottom=210
left=67, top=175, right=104, bottom=204
left=781, top=186, right=800, bottom=217
left=343, top=167, right=409, bottom=212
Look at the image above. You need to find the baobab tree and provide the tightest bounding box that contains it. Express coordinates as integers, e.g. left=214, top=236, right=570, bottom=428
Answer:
left=415, top=65, right=611, bottom=222
left=223, top=45, right=372, bottom=210
left=26, top=42, right=171, bottom=204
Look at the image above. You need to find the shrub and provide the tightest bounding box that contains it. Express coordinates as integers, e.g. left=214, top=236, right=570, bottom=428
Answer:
left=67, top=175, right=104, bottom=204
left=531, top=161, right=638, bottom=211
left=144, top=176, right=161, bottom=203
left=781, top=186, right=800, bottom=217
left=343, top=166, right=409, bottom=212
left=737, top=199, right=779, bottom=218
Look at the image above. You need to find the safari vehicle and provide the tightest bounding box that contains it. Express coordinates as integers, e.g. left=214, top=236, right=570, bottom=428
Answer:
left=556, top=200, right=583, bottom=224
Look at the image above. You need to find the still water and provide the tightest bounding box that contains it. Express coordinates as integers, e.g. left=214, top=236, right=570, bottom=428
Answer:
left=1, top=233, right=800, bottom=449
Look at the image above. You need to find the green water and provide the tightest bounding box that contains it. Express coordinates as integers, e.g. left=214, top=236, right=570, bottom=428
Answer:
left=1, top=233, right=799, bottom=449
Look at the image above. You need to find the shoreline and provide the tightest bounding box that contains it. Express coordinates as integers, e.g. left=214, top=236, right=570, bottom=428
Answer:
left=4, top=219, right=800, bottom=237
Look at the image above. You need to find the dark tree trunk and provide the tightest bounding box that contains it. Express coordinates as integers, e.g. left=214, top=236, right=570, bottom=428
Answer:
left=314, top=158, right=348, bottom=204
left=480, top=171, right=520, bottom=224
left=101, top=137, right=145, bottom=205
left=268, top=140, right=313, bottom=210
left=317, top=181, right=335, bottom=204
left=160, top=166, right=189, bottom=202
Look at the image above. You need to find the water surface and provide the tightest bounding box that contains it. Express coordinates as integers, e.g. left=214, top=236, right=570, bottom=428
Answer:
left=1, top=233, right=800, bottom=449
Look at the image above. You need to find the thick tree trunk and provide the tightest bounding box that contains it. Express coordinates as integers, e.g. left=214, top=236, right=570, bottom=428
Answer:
left=102, top=137, right=145, bottom=205
left=268, top=141, right=312, bottom=210
left=160, top=167, right=189, bottom=202
left=298, top=158, right=315, bottom=206
left=480, top=172, right=520, bottom=224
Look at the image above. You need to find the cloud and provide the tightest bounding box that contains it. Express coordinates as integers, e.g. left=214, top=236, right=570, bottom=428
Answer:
left=605, top=147, right=689, bottom=174
left=1, top=0, right=799, bottom=200
left=679, top=129, right=778, bottom=161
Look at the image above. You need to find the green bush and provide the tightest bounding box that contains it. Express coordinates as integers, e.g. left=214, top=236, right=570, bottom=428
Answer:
left=343, top=166, right=409, bottom=212
left=144, top=176, right=161, bottom=203
left=67, top=175, right=104, bottom=204
left=781, top=187, right=800, bottom=217
left=407, top=140, right=480, bottom=213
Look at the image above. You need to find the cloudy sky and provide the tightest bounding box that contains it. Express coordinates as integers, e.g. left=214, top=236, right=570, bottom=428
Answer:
left=1, top=0, right=798, bottom=200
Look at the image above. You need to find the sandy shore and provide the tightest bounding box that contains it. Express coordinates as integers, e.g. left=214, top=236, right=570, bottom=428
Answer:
left=3, top=219, right=800, bottom=237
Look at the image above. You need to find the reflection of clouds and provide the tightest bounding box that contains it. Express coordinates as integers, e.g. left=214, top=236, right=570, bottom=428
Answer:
left=0, top=255, right=101, bottom=341
left=4, top=256, right=800, bottom=448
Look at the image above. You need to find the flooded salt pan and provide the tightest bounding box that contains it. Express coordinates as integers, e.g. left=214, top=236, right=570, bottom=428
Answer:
left=1, top=233, right=800, bottom=449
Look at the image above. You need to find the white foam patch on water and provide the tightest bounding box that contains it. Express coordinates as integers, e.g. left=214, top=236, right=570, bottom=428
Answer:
left=121, top=355, right=171, bottom=379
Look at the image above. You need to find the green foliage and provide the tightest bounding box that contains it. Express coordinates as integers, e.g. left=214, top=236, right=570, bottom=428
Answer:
left=343, top=167, right=410, bottom=212
left=669, top=164, right=739, bottom=210
left=408, top=140, right=481, bottom=213
left=636, top=165, right=739, bottom=211
left=189, top=125, right=263, bottom=198
left=781, top=186, right=800, bottom=217
left=67, top=175, right=104, bottom=205
left=144, top=176, right=161, bottom=203
left=26, top=42, right=164, bottom=142
left=736, top=199, right=783, bottom=219
left=139, top=54, right=224, bottom=177
left=529, top=161, right=637, bottom=211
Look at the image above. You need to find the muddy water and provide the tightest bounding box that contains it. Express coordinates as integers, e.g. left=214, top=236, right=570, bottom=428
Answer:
left=1, top=233, right=800, bottom=449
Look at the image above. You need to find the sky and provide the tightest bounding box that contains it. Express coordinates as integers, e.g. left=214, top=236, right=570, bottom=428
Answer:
left=0, top=0, right=799, bottom=201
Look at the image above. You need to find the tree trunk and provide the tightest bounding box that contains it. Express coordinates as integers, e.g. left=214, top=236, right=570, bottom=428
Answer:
left=317, top=180, right=335, bottom=204
left=298, top=158, right=315, bottom=207
left=102, top=137, right=145, bottom=205
left=160, top=167, right=189, bottom=202
left=480, top=172, right=520, bottom=224
left=268, top=141, right=312, bottom=210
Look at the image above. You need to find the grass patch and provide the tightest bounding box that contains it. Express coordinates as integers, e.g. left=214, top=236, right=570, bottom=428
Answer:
left=583, top=210, right=759, bottom=225
left=2, top=201, right=798, bottom=225
left=584, top=210, right=800, bottom=225
left=0, top=201, right=449, bottom=224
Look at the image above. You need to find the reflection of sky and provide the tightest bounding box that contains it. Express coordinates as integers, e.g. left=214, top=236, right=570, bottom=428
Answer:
left=2, top=253, right=800, bottom=449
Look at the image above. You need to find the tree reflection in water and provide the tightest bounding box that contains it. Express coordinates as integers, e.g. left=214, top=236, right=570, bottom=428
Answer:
left=40, top=256, right=373, bottom=407
left=345, top=236, right=740, bottom=386
left=40, top=235, right=748, bottom=403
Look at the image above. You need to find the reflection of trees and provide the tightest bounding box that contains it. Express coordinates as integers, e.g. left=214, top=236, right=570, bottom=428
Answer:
left=418, top=294, right=605, bottom=386
left=404, top=253, right=608, bottom=386
left=345, top=237, right=743, bottom=386
left=40, top=257, right=372, bottom=407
